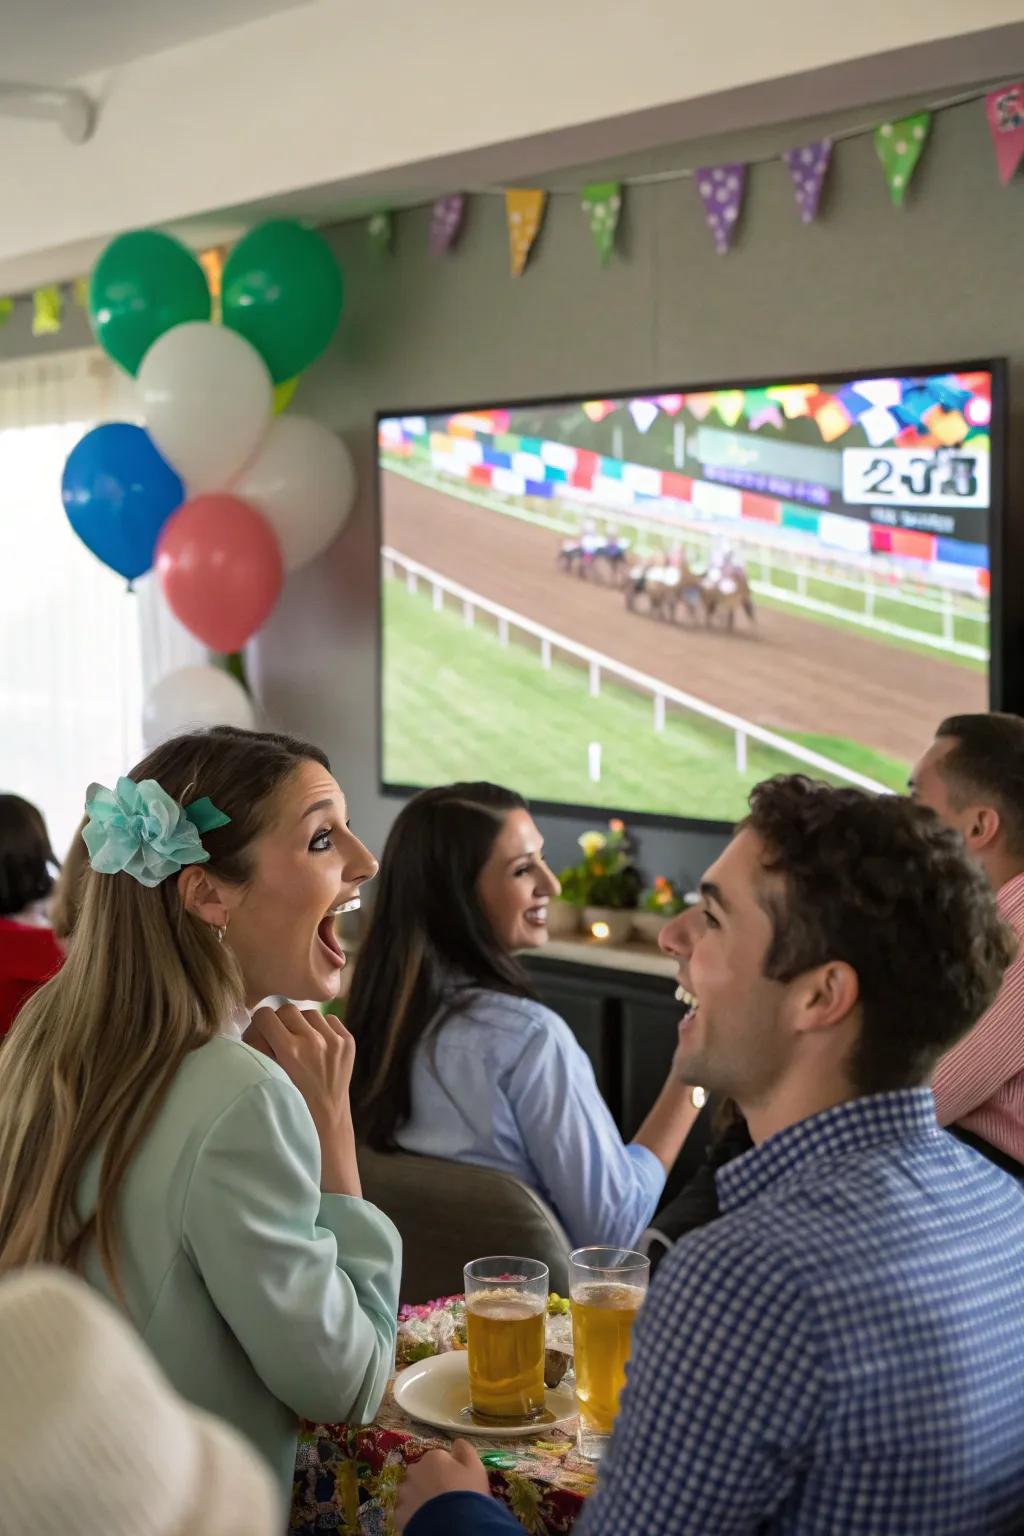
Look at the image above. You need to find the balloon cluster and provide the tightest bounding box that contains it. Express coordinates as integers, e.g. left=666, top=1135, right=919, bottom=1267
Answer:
left=62, top=222, right=354, bottom=661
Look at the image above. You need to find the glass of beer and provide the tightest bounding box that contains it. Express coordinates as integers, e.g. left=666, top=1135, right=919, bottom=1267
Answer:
left=569, top=1246, right=649, bottom=1460
left=464, top=1256, right=549, bottom=1424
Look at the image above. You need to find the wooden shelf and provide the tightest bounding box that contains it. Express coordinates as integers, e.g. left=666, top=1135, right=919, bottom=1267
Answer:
left=528, top=935, right=677, bottom=979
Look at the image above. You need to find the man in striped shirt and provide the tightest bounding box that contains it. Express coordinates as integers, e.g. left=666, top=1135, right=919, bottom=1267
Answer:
left=910, top=712, right=1024, bottom=1177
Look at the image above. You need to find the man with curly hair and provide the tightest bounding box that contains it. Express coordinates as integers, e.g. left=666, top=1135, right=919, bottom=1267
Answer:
left=398, top=776, right=1024, bottom=1536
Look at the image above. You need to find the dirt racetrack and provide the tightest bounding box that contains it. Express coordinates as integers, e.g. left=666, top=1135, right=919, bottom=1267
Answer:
left=382, top=471, right=986, bottom=764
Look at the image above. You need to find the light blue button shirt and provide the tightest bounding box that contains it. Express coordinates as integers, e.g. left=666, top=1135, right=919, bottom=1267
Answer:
left=395, top=988, right=665, bottom=1249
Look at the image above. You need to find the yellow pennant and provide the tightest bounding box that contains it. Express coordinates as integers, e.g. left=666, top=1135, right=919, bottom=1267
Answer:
left=273, top=376, right=299, bottom=414
left=505, top=189, right=547, bottom=278
left=199, top=246, right=227, bottom=322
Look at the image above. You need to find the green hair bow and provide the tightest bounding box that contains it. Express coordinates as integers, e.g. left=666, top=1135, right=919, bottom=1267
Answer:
left=83, top=776, right=231, bottom=889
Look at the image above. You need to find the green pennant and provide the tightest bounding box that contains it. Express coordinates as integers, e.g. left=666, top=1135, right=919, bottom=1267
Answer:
left=32, top=285, right=63, bottom=336
left=0, top=298, right=12, bottom=331
left=874, top=113, right=931, bottom=207
left=367, top=212, right=393, bottom=257
left=581, top=181, right=622, bottom=265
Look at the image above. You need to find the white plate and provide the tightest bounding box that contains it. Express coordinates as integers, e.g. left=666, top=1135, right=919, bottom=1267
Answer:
left=393, top=1351, right=577, bottom=1439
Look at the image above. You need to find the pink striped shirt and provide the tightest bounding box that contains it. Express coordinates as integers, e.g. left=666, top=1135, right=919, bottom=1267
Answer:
left=932, top=870, right=1024, bottom=1166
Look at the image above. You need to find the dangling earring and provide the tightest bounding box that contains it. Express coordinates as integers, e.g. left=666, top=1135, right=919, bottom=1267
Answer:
left=213, top=923, right=227, bottom=944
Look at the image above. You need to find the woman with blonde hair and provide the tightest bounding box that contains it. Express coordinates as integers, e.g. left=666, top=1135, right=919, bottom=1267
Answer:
left=0, top=727, right=401, bottom=1494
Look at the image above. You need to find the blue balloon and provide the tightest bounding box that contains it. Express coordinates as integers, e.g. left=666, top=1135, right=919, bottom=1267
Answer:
left=62, top=423, right=183, bottom=581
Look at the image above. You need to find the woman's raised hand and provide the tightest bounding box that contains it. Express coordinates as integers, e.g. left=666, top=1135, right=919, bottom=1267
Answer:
left=245, top=1005, right=362, bottom=1197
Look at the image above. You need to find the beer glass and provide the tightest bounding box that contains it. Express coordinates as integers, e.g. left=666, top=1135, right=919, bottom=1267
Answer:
left=464, top=1256, right=549, bottom=1423
left=569, top=1246, right=649, bottom=1459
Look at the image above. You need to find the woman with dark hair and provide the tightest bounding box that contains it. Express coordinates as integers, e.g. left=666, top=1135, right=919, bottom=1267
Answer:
left=347, top=782, right=700, bottom=1250
left=0, top=794, right=64, bottom=1039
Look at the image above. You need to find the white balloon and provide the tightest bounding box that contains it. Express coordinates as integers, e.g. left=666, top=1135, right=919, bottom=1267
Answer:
left=231, top=415, right=356, bottom=571
left=143, top=664, right=256, bottom=750
left=138, top=322, right=272, bottom=493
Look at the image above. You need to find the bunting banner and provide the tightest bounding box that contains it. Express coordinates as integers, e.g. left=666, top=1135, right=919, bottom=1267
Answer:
left=0, top=297, right=12, bottom=330
left=874, top=113, right=931, bottom=206
left=696, top=164, right=746, bottom=254
left=785, top=140, right=832, bottom=223
left=72, top=276, right=90, bottom=309
left=505, top=189, right=547, bottom=277
left=986, top=83, right=1024, bottom=184
left=32, top=285, right=62, bottom=336
left=581, top=181, right=622, bottom=265
left=429, top=194, right=465, bottom=256
left=368, top=212, right=393, bottom=257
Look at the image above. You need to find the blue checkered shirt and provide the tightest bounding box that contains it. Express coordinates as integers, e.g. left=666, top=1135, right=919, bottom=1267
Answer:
left=407, top=1090, right=1024, bottom=1536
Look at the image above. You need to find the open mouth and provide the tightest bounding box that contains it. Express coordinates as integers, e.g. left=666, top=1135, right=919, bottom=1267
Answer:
left=675, top=982, right=698, bottom=1020
left=524, top=904, right=549, bottom=928
left=316, top=912, right=347, bottom=969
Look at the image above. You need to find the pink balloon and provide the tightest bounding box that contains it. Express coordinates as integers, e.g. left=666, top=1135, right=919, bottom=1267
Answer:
left=156, top=494, right=283, bottom=653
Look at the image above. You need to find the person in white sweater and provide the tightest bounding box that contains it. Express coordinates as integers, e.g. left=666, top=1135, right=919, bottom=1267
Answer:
left=0, top=1266, right=280, bottom=1536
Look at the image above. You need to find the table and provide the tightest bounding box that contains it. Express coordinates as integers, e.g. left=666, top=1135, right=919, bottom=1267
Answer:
left=290, top=1295, right=596, bottom=1535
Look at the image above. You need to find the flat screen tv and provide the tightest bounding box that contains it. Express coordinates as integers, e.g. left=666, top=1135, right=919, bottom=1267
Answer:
left=377, top=361, right=1004, bottom=831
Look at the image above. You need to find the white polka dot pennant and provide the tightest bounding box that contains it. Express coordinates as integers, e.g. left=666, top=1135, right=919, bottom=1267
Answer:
left=505, top=189, right=548, bottom=277
left=367, top=211, right=393, bottom=257
left=874, top=112, right=931, bottom=207
left=429, top=194, right=466, bottom=257
left=783, top=139, right=832, bottom=224
left=581, top=181, right=622, bottom=265
left=695, top=163, right=746, bottom=255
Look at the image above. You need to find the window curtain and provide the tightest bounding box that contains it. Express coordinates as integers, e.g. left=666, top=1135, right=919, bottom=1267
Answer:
left=0, top=348, right=203, bottom=856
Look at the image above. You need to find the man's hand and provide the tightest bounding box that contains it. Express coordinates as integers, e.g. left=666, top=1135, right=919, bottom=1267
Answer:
left=395, top=1440, right=491, bottom=1532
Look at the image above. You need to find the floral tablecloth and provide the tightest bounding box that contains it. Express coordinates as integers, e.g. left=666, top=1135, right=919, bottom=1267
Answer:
left=290, top=1295, right=596, bottom=1536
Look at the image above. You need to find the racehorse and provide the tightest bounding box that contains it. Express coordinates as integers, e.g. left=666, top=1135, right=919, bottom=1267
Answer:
left=558, top=532, right=632, bottom=585
left=701, top=562, right=756, bottom=630
left=626, top=551, right=704, bottom=624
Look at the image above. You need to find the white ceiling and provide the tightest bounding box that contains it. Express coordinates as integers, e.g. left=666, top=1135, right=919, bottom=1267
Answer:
left=1, top=0, right=311, bottom=82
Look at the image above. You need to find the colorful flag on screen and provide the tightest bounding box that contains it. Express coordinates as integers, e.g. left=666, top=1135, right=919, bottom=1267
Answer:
left=695, top=164, right=746, bottom=253
left=32, top=285, right=62, bottom=336
left=429, top=194, right=465, bottom=256
left=986, top=83, right=1024, bottom=184
left=784, top=139, right=832, bottom=223
left=581, top=181, right=622, bottom=265
left=874, top=113, right=931, bottom=206
left=505, top=189, right=547, bottom=277
left=368, top=212, right=393, bottom=257
left=629, top=399, right=659, bottom=433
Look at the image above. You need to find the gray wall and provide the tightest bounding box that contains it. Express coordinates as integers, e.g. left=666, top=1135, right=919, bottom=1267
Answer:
left=252, top=94, right=1024, bottom=879
left=3, top=94, right=1020, bottom=882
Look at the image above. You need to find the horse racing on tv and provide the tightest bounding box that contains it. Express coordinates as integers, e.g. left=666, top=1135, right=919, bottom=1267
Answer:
left=378, top=368, right=994, bottom=825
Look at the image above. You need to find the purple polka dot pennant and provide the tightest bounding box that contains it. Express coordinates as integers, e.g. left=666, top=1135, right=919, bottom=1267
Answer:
left=784, top=139, right=832, bottom=224
left=429, top=194, right=466, bottom=257
left=695, top=164, right=746, bottom=255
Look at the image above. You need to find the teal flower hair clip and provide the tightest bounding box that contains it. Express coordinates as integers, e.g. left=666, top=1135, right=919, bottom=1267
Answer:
left=83, top=776, right=231, bottom=890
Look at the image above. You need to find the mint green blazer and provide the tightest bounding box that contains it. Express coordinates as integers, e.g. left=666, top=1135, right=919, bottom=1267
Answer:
left=77, top=1036, right=402, bottom=1495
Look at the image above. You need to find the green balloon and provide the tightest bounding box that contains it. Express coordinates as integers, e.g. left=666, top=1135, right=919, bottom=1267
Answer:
left=89, top=231, right=211, bottom=376
left=222, top=221, right=343, bottom=384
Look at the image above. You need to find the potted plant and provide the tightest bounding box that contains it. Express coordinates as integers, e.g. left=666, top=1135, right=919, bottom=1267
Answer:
left=632, top=876, right=686, bottom=945
left=558, top=819, right=641, bottom=945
